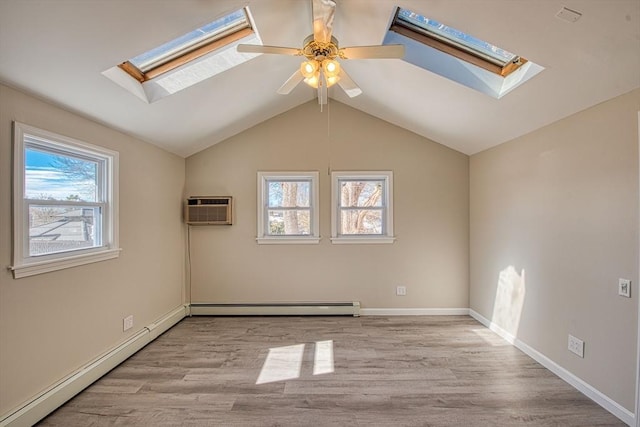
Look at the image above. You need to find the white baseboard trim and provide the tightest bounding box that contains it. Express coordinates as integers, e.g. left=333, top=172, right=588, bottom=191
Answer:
left=4, top=305, right=632, bottom=426
left=0, top=304, right=188, bottom=427
left=190, top=302, right=360, bottom=317
left=469, top=309, right=635, bottom=426
left=360, top=308, right=470, bottom=316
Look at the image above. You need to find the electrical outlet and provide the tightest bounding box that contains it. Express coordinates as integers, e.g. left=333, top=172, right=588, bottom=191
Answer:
left=123, top=315, right=134, bottom=331
left=618, top=278, right=631, bottom=298
left=396, top=286, right=407, bottom=296
left=568, top=334, right=584, bottom=358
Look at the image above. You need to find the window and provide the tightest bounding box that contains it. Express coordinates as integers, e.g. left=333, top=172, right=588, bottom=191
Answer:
left=119, top=9, right=253, bottom=83
left=390, top=8, right=526, bottom=77
left=103, top=8, right=261, bottom=103
left=257, top=172, right=319, bottom=244
left=11, top=122, right=119, bottom=278
left=384, top=7, right=544, bottom=98
left=331, top=171, right=394, bottom=244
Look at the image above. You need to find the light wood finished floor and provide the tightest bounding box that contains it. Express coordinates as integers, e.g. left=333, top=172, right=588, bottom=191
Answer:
left=39, top=316, right=625, bottom=426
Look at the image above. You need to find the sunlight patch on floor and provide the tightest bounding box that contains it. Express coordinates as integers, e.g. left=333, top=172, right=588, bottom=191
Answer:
left=256, top=344, right=305, bottom=384
left=256, top=340, right=335, bottom=384
left=313, top=340, right=334, bottom=375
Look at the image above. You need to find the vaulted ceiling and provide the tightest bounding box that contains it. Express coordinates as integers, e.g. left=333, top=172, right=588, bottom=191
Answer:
left=1, top=0, right=638, bottom=157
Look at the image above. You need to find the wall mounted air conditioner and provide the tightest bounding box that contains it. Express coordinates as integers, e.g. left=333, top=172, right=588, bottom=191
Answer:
left=185, top=197, right=232, bottom=225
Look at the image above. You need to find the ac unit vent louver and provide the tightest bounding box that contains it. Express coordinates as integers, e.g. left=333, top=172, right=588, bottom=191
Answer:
left=185, top=197, right=232, bottom=225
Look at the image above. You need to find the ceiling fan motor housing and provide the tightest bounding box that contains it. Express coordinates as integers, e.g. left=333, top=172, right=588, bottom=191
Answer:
left=302, top=34, right=339, bottom=61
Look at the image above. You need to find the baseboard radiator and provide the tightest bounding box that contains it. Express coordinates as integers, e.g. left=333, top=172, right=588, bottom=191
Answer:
left=190, top=302, right=361, bottom=317
left=0, top=304, right=188, bottom=427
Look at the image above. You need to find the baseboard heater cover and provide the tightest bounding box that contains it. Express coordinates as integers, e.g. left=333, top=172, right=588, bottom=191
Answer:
left=0, top=304, right=187, bottom=427
left=190, top=302, right=361, bottom=317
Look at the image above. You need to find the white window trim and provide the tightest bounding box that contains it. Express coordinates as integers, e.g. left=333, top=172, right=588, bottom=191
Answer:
left=10, top=122, right=120, bottom=279
left=331, top=171, right=395, bottom=244
left=257, top=171, right=320, bottom=244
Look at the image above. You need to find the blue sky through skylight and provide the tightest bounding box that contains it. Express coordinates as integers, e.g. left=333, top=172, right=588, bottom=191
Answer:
left=130, top=9, right=247, bottom=72
left=397, top=8, right=516, bottom=66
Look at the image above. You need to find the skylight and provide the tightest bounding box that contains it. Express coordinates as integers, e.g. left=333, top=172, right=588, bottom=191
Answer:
left=390, top=7, right=526, bottom=77
left=119, top=9, right=253, bottom=82
left=104, top=7, right=261, bottom=103
left=384, top=7, right=543, bottom=98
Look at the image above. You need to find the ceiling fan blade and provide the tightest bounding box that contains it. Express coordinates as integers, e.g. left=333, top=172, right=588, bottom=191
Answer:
left=312, top=0, right=336, bottom=43
left=277, top=70, right=305, bottom=95
left=337, top=69, right=362, bottom=98
left=237, top=44, right=302, bottom=56
left=339, top=44, right=405, bottom=60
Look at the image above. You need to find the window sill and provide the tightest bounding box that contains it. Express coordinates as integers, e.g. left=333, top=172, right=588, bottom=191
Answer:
left=330, top=236, right=396, bottom=245
left=10, top=248, right=121, bottom=279
left=256, top=237, right=321, bottom=245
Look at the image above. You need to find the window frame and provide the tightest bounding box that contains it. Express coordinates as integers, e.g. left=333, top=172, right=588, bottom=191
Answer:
left=390, top=7, right=527, bottom=77
left=331, top=171, right=395, bottom=244
left=11, top=122, right=120, bottom=279
left=256, top=171, right=320, bottom=245
left=119, top=8, right=254, bottom=83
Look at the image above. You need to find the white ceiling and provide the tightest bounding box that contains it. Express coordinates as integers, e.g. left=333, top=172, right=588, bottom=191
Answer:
left=1, top=0, right=638, bottom=158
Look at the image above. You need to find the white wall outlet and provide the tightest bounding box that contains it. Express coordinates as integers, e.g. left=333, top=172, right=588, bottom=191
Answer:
left=123, top=315, right=134, bottom=331
left=618, top=278, right=631, bottom=298
left=568, top=334, right=584, bottom=358
left=396, top=286, right=407, bottom=296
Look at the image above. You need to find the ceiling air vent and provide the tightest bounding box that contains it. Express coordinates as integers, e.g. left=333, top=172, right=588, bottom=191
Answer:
left=556, top=7, right=582, bottom=23
left=185, top=197, right=232, bottom=225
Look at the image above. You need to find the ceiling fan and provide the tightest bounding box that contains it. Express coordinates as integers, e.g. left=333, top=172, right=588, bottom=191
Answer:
left=237, top=0, right=405, bottom=105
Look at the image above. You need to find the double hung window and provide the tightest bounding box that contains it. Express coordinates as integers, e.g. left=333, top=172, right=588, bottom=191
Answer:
left=257, top=172, right=319, bottom=244
left=12, top=122, right=119, bottom=278
left=331, top=171, right=394, bottom=244
left=256, top=171, right=393, bottom=245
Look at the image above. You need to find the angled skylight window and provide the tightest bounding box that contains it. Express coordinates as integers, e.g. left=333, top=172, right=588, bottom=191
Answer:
left=103, top=7, right=261, bottom=103
left=384, top=7, right=543, bottom=99
left=391, top=8, right=526, bottom=77
left=119, top=9, right=253, bottom=83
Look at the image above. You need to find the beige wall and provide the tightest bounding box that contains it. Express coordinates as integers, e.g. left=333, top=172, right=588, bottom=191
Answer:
left=470, top=89, right=640, bottom=411
left=0, top=84, right=186, bottom=415
left=3, top=79, right=635, bottom=418
left=185, top=100, right=469, bottom=308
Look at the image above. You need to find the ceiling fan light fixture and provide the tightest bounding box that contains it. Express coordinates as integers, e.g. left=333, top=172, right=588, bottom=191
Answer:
left=301, top=60, right=320, bottom=78
left=325, top=74, right=340, bottom=87
left=236, top=0, right=389, bottom=101
left=322, top=59, right=340, bottom=77
left=304, top=73, right=321, bottom=88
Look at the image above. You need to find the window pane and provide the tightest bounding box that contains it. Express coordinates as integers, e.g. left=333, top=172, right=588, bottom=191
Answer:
left=129, top=9, right=249, bottom=72
left=268, top=181, right=310, bottom=208
left=339, top=180, right=383, bottom=208
left=340, top=209, right=383, bottom=235
left=268, top=210, right=310, bottom=235
left=29, top=205, right=102, bottom=256
left=396, top=8, right=516, bottom=66
left=25, top=147, right=98, bottom=202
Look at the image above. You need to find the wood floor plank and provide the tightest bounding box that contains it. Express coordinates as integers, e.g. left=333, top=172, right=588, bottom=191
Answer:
left=38, top=316, right=626, bottom=426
